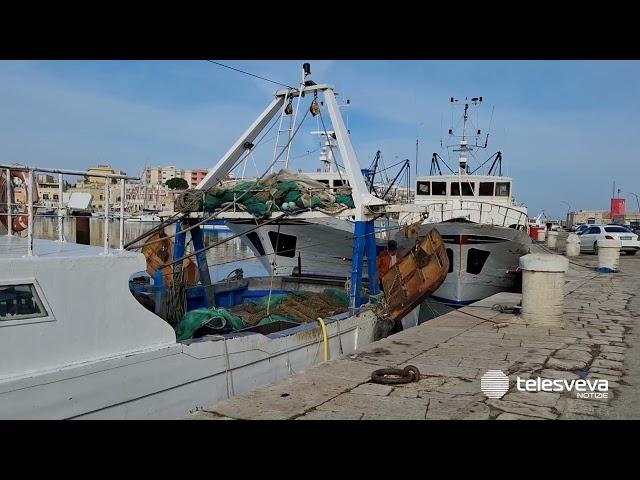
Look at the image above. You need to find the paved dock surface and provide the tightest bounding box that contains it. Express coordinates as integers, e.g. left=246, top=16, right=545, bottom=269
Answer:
left=187, top=238, right=640, bottom=420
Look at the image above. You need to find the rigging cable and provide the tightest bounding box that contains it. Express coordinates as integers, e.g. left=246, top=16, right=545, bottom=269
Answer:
left=126, top=106, right=310, bottom=251
left=206, top=60, right=295, bottom=89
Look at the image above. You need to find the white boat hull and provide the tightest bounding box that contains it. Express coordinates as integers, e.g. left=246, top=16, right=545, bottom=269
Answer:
left=228, top=215, right=530, bottom=306
left=0, top=308, right=382, bottom=419
left=396, top=222, right=531, bottom=305
left=226, top=216, right=394, bottom=278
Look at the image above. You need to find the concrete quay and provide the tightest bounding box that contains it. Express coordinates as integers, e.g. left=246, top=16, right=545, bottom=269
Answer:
left=186, top=242, right=640, bottom=420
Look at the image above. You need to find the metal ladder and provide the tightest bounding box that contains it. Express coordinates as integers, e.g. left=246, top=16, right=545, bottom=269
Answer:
left=271, top=88, right=302, bottom=173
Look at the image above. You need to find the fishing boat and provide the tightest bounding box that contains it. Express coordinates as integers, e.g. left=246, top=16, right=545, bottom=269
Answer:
left=197, top=103, right=409, bottom=279
left=0, top=65, right=448, bottom=419
left=395, top=97, right=531, bottom=305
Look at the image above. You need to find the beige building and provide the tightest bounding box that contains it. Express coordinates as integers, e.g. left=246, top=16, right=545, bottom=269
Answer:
left=126, top=183, right=177, bottom=212
left=144, top=166, right=209, bottom=188
left=567, top=210, right=611, bottom=228
left=67, top=165, right=123, bottom=212
left=568, top=209, right=640, bottom=228
left=36, top=174, right=62, bottom=208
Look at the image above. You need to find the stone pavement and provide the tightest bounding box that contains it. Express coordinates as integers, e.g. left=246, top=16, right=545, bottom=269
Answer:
left=187, top=241, right=640, bottom=420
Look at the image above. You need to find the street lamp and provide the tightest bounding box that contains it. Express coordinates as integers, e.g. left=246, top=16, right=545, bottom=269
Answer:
left=631, top=193, right=640, bottom=212
left=561, top=201, right=571, bottom=228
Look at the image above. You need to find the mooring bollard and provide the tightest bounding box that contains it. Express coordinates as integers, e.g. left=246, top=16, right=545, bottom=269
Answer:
left=519, top=253, right=569, bottom=327
left=597, top=239, right=621, bottom=273
left=546, top=230, right=558, bottom=249
left=565, top=233, right=581, bottom=257
left=536, top=229, right=546, bottom=242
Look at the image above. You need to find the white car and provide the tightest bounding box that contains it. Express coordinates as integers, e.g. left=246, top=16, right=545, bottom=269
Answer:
left=578, top=224, right=640, bottom=255
left=574, top=224, right=590, bottom=235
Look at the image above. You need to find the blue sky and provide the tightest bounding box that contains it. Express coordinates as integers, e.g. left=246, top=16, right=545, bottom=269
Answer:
left=1, top=60, right=639, bottom=218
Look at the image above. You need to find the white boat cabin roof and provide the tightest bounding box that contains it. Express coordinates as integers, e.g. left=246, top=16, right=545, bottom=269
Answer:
left=0, top=235, right=139, bottom=260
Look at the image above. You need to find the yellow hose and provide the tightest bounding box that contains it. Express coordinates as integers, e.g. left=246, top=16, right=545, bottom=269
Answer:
left=317, top=317, right=329, bottom=362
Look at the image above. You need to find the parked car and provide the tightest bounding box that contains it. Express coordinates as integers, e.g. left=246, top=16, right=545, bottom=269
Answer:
left=571, top=223, right=585, bottom=232
left=577, top=224, right=640, bottom=255
left=574, top=224, right=590, bottom=235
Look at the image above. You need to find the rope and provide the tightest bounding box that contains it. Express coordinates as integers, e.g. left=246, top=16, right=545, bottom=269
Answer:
left=265, top=222, right=281, bottom=316
left=317, top=107, right=345, bottom=184
left=206, top=60, right=295, bottom=89
left=317, top=317, right=329, bottom=362
left=174, top=190, right=205, bottom=213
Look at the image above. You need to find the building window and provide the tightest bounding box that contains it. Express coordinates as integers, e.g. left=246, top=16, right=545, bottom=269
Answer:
left=451, top=182, right=475, bottom=196
left=268, top=231, right=297, bottom=258
left=432, top=182, right=447, bottom=195
left=42, top=194, right=49, bottom=200
left=495, top=182, right=510, bottom=197
left=53, top=194, right=58, bottom=200
left=416, top=181, right=430, bottom=195
left=466, top=248, right=491, bottom=274
left=0, top=284, right=48, bottom=321
left=479, top=182, right=494, bottom=196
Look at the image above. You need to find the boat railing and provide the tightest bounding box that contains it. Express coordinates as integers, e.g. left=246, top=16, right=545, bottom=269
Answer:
left=1, top=164, right=139, bottom=256
left=424, top=200, right=529, bottom=229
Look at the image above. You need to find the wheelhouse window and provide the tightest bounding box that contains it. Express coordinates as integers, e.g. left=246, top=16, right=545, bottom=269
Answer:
left=451, top=182, right=475, bottom=196
left=333, top=179, right=349, bottom=187
left=495, top=182, right=511, bottom=197
left=445, top=248, right=454, bottom=273
left=246, top=231, right=265, bottom=256
left=466, top=249, right=491, bottom=275
left=268, top=231, right=297, bottom=258
left=479, top=182, right=495, bottom=196
left=431, top=182, right=447, bottom=195
left=416, top=181, right=430, bottom=195
left=317, top=179, right=330, bottom=186
left=0, top=284, right=48, bottom=321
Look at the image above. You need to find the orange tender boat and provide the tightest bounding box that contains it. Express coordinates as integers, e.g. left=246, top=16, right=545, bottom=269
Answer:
left=381, top=228, right=449, bottom=324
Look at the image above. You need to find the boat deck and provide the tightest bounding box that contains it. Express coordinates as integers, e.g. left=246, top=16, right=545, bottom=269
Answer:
left=186, top=240, right=640, bottom=420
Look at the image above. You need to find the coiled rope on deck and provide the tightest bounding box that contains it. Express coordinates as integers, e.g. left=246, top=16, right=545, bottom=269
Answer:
left=175, top=189, right=205, bottom=213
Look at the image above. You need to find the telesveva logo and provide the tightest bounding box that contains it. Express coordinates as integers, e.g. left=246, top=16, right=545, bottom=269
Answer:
left=480, top=370, right=509, bottom=399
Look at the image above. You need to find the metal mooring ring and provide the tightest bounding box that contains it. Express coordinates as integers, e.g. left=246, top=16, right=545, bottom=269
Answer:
left=371, top=365, right=421, bottom=385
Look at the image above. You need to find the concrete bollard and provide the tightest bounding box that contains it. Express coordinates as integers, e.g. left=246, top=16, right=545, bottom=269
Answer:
left=596, top=239, right=622, bottom=273
left=519, top=253, right=569, bottom=327
left=565, top=233, right=581, bottom=257
left=536, top=229, right=546, bottom=242
left=546, top=230, right=558, bottom=249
